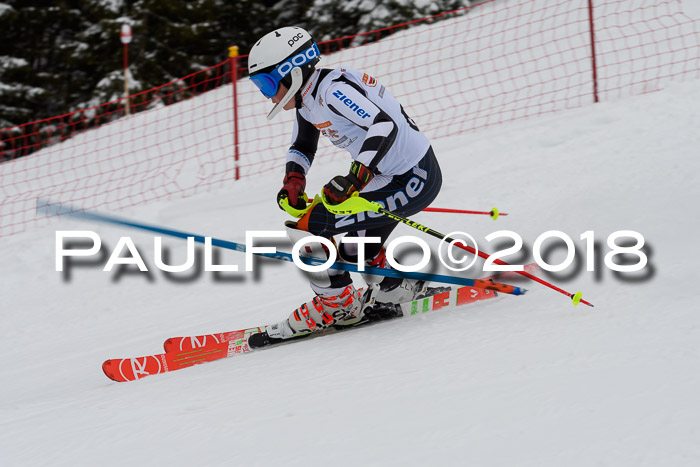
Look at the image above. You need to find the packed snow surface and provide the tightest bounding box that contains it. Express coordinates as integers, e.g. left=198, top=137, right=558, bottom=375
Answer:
left=2, top=60, right=700, bottom=467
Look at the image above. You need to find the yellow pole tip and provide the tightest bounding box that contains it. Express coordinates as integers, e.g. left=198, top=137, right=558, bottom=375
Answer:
left=572, top=291, right=583, bottom=306
left=490, top=207, right=500, bottom=220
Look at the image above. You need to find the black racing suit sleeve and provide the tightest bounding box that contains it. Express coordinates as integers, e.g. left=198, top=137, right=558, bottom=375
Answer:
left=286, top=110, right=320, bottom=175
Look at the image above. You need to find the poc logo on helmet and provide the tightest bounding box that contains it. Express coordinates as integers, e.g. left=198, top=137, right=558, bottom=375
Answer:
left=276, top=43, right=319, bottom=79
left=288, top=32, right=304, bottom=47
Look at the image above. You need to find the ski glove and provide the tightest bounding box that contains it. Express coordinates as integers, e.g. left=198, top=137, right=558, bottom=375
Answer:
left=278, top=171, right=306, bottom=210
left=323, top=161, right=375, bottom=205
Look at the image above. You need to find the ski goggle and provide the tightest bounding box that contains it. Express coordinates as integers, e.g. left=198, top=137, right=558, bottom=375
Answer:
left=249, top=42, right=320, bottom=98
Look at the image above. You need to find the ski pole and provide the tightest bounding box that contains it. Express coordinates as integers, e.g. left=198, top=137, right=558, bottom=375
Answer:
left=322, top=194, right=593, bottom=307
left=37, top=199, right=526, bottom=296
left=278, top=195, right=506, bottom=220
left=423, top=207, right=506, bottom=220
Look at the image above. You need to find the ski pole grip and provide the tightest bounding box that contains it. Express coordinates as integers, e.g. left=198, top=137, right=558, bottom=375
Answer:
left=321, top=192, right=380, bottom=215
left=279, top=193, right=320, bottom=218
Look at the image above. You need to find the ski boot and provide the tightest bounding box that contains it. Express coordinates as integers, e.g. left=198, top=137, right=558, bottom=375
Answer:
left=357, top=246, right=428, bottom=306
left=248, top=284, right=364, bottom=349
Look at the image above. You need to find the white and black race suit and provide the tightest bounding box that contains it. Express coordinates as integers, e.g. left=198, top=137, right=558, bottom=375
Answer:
left=288, top=66, right=442, bottom=252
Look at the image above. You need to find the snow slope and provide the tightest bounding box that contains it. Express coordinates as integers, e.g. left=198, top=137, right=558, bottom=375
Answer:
left=1, top=75, right=699, bottom=466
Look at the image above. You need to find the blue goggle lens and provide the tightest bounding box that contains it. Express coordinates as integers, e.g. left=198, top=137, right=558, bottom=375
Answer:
left=250, top=73, right=279, bottom=99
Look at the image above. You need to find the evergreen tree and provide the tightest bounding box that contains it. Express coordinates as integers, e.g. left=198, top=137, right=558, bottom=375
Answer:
left=0, top=0, right=471, bottom=131
left=1, top=1, right=129, bottom=127
left=304, top=0, right=469, bottom=42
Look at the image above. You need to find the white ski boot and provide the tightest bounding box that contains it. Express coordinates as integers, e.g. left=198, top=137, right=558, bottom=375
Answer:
left=248, top=284, right=364, bottom=348
left=373, top=276, right=427, bottom=304
left=356, top=246, right=428, bottom=304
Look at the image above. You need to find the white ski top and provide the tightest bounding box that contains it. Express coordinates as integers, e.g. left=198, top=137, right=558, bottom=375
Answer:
left=285, top=67, right=431, bottom=177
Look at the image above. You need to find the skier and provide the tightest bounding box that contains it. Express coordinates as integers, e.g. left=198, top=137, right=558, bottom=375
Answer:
left=247, top=26, right=442, bottom=347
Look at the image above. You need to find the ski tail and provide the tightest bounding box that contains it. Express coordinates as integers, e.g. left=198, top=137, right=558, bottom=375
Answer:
left=103, top=333, right=257, bottom=382
left=163, top=327, right=264, bottom=354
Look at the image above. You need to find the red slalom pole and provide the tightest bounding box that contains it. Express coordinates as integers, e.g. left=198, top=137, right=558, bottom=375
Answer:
left=323, top=195, right=593, bottom=307
left=417, top=209, right=591, bottom=303
left=407, top=213, right=593, bottom=306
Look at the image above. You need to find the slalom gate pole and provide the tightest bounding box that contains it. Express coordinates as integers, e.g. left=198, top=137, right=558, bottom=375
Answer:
left=36, top=199, right=525, bottom=296
left=322, top=194, right=593, bottom=307
left=423, top=207, right=507, bottom=220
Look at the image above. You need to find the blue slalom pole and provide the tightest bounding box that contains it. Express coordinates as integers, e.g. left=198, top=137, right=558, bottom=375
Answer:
left=37, top=199, right=526, bottom=295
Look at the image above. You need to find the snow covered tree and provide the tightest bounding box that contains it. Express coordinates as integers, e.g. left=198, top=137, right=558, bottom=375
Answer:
left=0, top=0, right=471, bottom=130
left=303, top=0, right=470, bottom=41
left=0, top=1, right=127, bottom=127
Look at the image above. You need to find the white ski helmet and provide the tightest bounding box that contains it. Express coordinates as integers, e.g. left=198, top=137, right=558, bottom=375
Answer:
left=248, top=26, right=321, bottom=120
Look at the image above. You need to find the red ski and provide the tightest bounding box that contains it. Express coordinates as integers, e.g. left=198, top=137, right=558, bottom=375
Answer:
left=102, top=272, right=530, bottom=382
left=163, top=265, right=539, bottom=354
left=102, top=326, right=263, bottom=382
